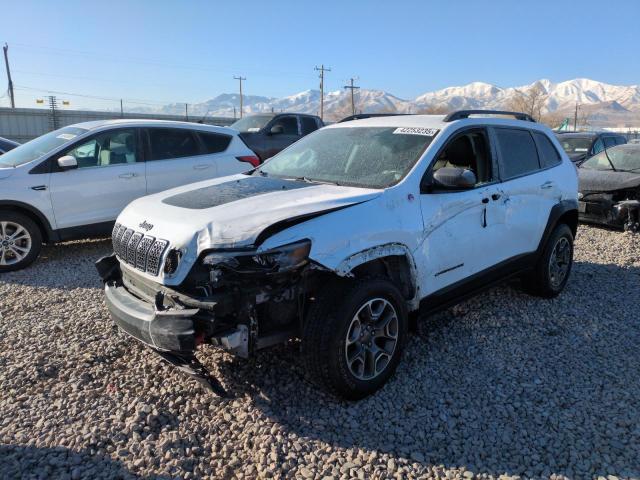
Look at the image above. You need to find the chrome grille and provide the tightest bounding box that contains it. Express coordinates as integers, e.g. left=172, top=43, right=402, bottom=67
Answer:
left=127, top=232, right=143, bottom=265
left=135, top=236, right=155, bottom=271
left=112, top=223, right=169, bottom=276
left=146, top=239, right=169, bottom=276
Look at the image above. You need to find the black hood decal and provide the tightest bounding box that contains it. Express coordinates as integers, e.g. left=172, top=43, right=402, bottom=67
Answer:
left=578, top=169, right=640, bottom=193
left=162, top=176, right=313, bottom=210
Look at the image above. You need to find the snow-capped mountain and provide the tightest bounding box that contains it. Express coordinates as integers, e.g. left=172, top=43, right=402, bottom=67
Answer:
left=150, top=78, right=640, bottom=126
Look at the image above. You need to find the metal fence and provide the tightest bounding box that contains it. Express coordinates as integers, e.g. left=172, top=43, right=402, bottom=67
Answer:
left=0, top=107, right=236, bottom=143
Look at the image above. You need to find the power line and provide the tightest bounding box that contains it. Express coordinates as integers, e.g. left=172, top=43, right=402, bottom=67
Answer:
left=14, top=85, right=184, bottom=107
left=314, top=65, right=331, bottom=121
left=343, top=77, right=360, bottom=116
left=10, top=42, right=317, bottom=79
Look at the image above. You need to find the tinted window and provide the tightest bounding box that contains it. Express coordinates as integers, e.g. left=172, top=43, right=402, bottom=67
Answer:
left=603, top=136, right=616, bottom=149
left=64, top=129, right=138, bottom=169
left=614, top=136, right=627, bottom=146
left=495, top=128, right=540, bottom=179
left=198, top=132, right=231, bottom=154
left=533, top=132, right=561, bottom=168
left=272, top=116, right=298, bottom=135
left=301, top=117, right=319, bottom=136
left=592, top=138, right=604, bottom=155
left=148, top=128, right=200, bottom=160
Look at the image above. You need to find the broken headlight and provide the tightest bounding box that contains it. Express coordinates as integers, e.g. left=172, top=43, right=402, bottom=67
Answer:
left=202, top=239, right=311, bottom=274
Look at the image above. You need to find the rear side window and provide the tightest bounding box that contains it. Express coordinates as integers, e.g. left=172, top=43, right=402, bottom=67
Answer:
left=615, top=136, right=627, bottom=146
left=148, top=128, right=200, bottom=161
left=198, top=131, right=232, bottom=154
left=301, top=117, right=319, bottom=135
left=272, top=116, right=299, bottom=135
left=603, top=136, right=616, bottom=149
left=495, top=128, right=540, bottom=180
left=533, top=132, right=561, bottom=168
left=592, top=138, right=604, bottom=154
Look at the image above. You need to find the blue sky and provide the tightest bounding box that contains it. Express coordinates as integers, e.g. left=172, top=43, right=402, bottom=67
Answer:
left=2, top=0, right=639, bottom=109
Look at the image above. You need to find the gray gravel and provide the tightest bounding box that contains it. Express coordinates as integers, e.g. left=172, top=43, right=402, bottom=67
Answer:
left=1, top=226, right=639, bottom=480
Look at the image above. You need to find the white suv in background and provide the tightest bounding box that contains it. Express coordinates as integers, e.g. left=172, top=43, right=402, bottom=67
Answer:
left=0, top=120, right=259, bottom=271
left=98, top=110, right=579, bottom=399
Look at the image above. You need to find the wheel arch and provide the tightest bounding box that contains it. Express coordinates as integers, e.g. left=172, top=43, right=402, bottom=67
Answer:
left=334, top=243, right=419, bottom=310
left=0, top=200, right=56, bottom=243
left=537, top=199, right=578, bottom=257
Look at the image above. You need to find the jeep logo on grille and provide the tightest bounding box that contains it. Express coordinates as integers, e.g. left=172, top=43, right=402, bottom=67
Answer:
left=139, top=221, right=154, bottom=231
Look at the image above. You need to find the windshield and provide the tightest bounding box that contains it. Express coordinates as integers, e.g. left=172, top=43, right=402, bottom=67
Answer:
left=257, top=126, right=436, bottom=188
left=557, top=136, right=593, bottom=155
left=0, top=127, right=88, bottom=168
left=231, top=115, right=274, bottom=132
left=580, top=145, right=640, bottom=172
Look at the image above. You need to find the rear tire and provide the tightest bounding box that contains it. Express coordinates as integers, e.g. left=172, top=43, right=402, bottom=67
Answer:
left=0, top=212, right=42, bottom=272
left=302, top=277, right=408, bottom=400
left=524, top=223, right=573, bottom=298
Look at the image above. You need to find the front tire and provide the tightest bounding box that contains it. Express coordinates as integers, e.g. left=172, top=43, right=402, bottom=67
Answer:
left=525, top=223, right=574, bottom=298
left=0, top=212, right=42, bottom=272
left=302, top=277, right=408, bottom=400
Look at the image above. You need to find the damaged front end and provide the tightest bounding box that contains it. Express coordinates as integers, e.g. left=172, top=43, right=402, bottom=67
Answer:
left=578, top=189, right=640, bottom=232
left=96, top=239, right=321, bottom=395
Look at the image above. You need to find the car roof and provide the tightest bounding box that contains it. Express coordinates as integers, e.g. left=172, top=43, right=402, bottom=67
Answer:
left=67, top=119, right=237, bottom=134
left=556, top=131, right=619, bottom=138
left=324, top=114, right=549, bottom=131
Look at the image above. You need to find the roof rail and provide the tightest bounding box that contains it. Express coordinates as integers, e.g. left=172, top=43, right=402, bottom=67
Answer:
left=443, top=110, right=536, bottom=123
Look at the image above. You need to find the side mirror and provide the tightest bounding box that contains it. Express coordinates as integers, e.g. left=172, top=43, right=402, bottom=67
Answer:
left=432, top=167, right=476, bottom=190
left=269, top=125, right=284, bottom=135
left=57, top=155, right=78, bottom=171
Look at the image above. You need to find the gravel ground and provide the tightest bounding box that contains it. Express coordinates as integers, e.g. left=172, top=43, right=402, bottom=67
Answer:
left=1, top=225, right=639, bottom=480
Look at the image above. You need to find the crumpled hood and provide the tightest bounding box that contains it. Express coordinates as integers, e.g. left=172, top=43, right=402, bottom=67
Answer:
left=117, top=174, right=382, bottom=254
left=578, top=168, right=640, bottom=193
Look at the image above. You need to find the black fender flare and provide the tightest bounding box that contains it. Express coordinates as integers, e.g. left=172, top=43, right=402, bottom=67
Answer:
left=0, top=200, right=57, bottom=242
left=536, top=199, right=579, bottom=258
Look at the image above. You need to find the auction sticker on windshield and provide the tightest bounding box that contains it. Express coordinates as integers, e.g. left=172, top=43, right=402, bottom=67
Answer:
left=393, top=127, right=439, bottom=136
left=56, top=133, right=77, bottom=140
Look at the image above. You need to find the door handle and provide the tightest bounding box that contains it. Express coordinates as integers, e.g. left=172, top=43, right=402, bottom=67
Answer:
left=482, top=197, right=489, bottom=204
left=31, top=185, right=47, bottom=191
left=491, top=193, right=501, bottom=201
left=540, top=181, right=554, bottom=189
left=193, top=164, right=211, bottom=170
left=119, top=173, right=137, bottom=179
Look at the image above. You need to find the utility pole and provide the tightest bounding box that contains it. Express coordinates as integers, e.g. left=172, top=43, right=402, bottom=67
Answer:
left=120, top=99, right=124, bottom=118
left=314, top=64, right=331, bottom=121
left=48, top=96, right=59, bottom=131
left=343, top=77, right=360, bottom=116
left=233, top=75, right=246, bottom=118
left=3, top=43, right=15, bottom=108
left=185, top=103, right=189, bottom=122
left=574, top=102, right=579, bottom=132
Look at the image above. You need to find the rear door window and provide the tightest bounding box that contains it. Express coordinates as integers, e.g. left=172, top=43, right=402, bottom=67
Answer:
left=147, top=128, right=201, bottom=161
left=198, top=131, right=232, bottom=154
left=533, top=132, right=562, bottom=168
left=301, top=117, right=319, bottom=135
left=614, top=136, right=627, bottom=146
left=603, top=136, right=617, bottom=149
left=272, top=116, right=299, bottom=135
left=494, top=128, right=541, bottom=180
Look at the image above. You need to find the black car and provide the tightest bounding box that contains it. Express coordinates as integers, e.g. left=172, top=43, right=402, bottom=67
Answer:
left=578, top=144, right=640, bottom=232
left=231, top=113, right=323, bottom=161
left=0, top=136, right=19, bottom=155
left=556, top=131, right=627, bottom=164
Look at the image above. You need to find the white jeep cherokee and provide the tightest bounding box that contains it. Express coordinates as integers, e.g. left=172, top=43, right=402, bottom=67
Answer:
left=97, top=110, right=578, bottom=400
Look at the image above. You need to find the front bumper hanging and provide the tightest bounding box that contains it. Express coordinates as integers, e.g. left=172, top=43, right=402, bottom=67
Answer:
left=96, top=254, right=229, bottom=396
